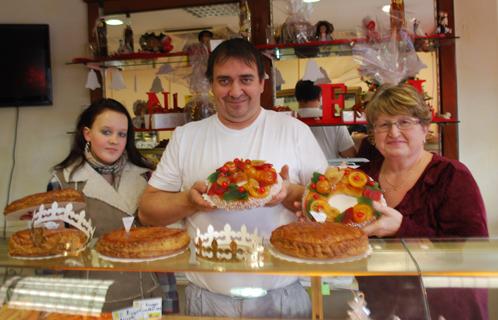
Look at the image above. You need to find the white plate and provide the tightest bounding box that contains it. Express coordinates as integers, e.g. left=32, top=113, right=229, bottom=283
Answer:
left=9, top=246, right=87, bottom=260
left=96, top=247, right=187, bottom=263
left=267, top=242, right=372, bottom=265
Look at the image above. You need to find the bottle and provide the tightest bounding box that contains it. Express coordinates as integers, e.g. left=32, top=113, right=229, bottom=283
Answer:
left=124, top=13, right=134, bottom=52
left=239, top=0, right=251, bottom=41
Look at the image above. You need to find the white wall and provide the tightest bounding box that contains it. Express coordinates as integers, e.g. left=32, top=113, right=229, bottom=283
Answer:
left=0, top=0, right=89, bottom=232
left=455, top=0, right=498, bottom=236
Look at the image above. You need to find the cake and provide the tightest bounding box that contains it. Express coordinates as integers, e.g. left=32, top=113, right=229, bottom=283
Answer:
left=4, top=189, right=85, bottom=219
left=95, top=226, right=190, bottom=259
left=9, top=228, right=88, bottom=257
left=205, top=158, right=281, bottom=210
left=303, top=167, right=383, bottom=227
left=270, top=221, right=369, bottom=259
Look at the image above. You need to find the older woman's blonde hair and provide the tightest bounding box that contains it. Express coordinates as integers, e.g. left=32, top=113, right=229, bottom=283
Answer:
left=365, top=84, right=432, bottom=128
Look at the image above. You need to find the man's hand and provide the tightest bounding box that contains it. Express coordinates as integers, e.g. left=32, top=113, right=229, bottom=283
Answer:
left=362, top=202, right=402, bottom=237
left=188, top=181, right=216, bottom=212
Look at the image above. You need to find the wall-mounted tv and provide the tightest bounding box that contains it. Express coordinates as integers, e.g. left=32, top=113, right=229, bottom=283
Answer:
left=0, top=24, right=53, bottom=107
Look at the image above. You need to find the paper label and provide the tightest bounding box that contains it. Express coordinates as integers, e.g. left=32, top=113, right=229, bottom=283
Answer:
left=310, top=211, right=327, bottom=223
left=112, top=298, right=162, bottom=320
left=112, top=307, right=140, bottom=320
left=321, top=282, right=331, bottom=295
left=122, top=216, right=134, bottom=232
left=133, top=297, right=162, bottom=320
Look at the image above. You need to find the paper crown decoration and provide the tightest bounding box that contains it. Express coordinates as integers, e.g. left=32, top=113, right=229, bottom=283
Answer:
left=32, top=202, right=95, bottom=241
left=195, top=224, right=263, bottom=263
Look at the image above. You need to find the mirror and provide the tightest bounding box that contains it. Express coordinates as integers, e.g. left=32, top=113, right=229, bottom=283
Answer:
left=271, top=0, right=438, bottom=109
left=105, top=3, right=240, bottom=54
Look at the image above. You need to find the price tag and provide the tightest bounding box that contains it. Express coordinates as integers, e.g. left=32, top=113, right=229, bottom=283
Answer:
left=112, top=307, right=140, bottom=320
left=310, top=211, right=327, bottom=223
left=133, top=297, right=162, bottom=320
left=112, top=298, right=162, bottom=320
left=122, top=216, right=134, bottom=232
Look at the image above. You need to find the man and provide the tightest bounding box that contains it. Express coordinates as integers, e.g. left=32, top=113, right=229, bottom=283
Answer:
left=139, top=38, right=327, bottom=318
left=295, top=80, right=356, bottom=160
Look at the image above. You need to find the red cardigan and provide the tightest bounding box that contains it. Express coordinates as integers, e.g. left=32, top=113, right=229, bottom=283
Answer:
left=361, top=152, right=488, bottom=238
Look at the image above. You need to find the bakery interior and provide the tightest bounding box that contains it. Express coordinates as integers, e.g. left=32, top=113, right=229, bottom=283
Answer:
left=0, top=0, right=498, bottom=319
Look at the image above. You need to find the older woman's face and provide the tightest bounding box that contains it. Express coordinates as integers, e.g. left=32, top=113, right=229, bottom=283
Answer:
left=372, top=114, right=428, bottom=159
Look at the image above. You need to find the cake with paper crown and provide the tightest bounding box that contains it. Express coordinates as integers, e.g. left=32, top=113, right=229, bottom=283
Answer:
left=95, top=226, right=190, bottom=259
left=9, top=228, right=87, bottom=257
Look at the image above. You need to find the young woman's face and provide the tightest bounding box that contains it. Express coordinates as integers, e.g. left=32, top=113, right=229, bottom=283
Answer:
left=83, top=110, right=128, bottom=165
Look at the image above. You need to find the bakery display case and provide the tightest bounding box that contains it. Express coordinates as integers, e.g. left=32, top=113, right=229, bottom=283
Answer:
left=1, top=237, right=498, bottom=319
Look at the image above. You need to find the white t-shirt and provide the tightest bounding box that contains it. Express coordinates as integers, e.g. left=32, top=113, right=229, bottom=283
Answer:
left=310, top=126, right=354, bottom=161
left=149, top=109, right=328, bottom=296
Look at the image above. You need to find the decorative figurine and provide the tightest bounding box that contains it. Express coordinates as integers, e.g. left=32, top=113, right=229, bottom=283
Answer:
left=436, top=11, right=452, bottom=34
left=314, top=20, right=334, bottom=41
left=123, top=13, right=134, bottom=52
left=139, top=32, right=173, bottom=53
left=362, top=16, right=381, bottom=43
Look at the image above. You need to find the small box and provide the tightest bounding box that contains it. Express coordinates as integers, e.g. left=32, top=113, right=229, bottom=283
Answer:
left=144, top=113, right=186, bottom=129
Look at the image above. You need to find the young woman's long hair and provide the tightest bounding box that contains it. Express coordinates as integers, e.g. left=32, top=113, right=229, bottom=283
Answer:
left=54, top=98, right=154, bottom=176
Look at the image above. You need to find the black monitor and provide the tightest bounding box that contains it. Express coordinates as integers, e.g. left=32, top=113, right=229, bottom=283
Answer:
left=0, top=24, right=53, bottom=107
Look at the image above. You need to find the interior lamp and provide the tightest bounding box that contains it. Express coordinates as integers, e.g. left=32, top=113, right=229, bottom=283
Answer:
left=104, top=16, right=124, bottom=26
left=303, top=0, right=320, bottom=2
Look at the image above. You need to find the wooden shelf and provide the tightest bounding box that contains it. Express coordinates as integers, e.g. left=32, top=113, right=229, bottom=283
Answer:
left=70, top=51, right=188, bottom=65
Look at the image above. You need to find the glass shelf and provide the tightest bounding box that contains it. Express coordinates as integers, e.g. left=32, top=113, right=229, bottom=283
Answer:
left=0, top=238, right=418, bottom=276
left=2, top=238, right=498, bottom=276
left=403, top=237, right=498, bottom=276
left=257, top=34, right=456, bottom=60
left=68, top=51, right=189, bottom=69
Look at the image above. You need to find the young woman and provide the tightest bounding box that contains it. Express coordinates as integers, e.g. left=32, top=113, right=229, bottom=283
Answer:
left=49, top=98, right=177, bottom=313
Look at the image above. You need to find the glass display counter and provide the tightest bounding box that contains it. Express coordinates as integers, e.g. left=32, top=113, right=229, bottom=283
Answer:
left=1, top=237, right=498, bottom=319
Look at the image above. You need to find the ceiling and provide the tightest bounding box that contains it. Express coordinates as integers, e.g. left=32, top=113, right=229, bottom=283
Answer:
left=105, top=0, right=436, bottom=52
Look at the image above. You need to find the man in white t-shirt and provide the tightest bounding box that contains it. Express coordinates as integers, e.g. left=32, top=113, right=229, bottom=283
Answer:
left=295, top=80, right=356, bottom=161
left=139, top=38, right=328, bottom=318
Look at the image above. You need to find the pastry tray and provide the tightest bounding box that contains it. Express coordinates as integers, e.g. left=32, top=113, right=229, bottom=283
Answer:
left=96, top=247, right=187, bottom=263
left=267, top=242, right=372, bottom=264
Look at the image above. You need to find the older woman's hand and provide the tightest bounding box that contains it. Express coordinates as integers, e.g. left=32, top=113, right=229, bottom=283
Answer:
left=362, top=202, right=402, bottom=237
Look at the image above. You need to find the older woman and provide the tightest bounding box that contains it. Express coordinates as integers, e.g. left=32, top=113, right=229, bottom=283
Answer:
left=361, top=84, right=487, bottom=238
left=358, top=84, right=488, bottom=320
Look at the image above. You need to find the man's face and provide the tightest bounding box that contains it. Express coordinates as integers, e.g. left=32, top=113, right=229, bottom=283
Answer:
left=211, top=57, right=265, bottom=129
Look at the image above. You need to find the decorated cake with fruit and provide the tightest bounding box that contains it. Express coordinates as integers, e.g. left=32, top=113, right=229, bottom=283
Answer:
left=205, top=158, right=281, bottom=210
left=303, top=167, right=383, bottom=227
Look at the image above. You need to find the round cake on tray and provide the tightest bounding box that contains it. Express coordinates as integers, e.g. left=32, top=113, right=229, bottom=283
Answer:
left=302, top=167, right=383, bottom=227
left=270, top=221, right=368, bottom=260
left=95, top=226, right=190, bottom=259
left=204, top=158, right=281, bottom=211
left=9, top=228, right=88, bottom=257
